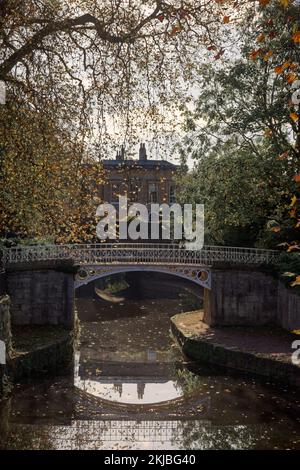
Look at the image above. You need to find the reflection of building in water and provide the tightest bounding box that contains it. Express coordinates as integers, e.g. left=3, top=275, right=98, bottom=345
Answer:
left=137, top=382, right=146, bottom=400
left=113, top=382, right=146, bottom=399
left=79, top=360, right=173, bottom=382
left=78, top=360, right=176, bottom=403
left=113, top=383, right=123, bottom=397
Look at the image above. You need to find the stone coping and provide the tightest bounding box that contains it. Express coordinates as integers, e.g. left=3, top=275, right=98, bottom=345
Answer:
left=171, top=311, right=300, bottom=387
left=5, top=259, right=76, bottom=272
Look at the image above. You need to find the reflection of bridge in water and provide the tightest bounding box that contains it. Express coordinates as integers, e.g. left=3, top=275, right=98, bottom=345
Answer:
left=9, top=418, right=258, bottom=450
left=63, top=419, right=209, bottom=444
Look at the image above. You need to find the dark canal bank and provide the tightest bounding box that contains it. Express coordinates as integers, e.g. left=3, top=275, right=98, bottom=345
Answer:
left=0, top=273, right=300, bottom=450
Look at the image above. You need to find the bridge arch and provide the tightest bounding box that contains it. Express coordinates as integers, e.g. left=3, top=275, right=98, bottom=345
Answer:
left=74, top=265, right=211, bottom=290
left=3, top=243, right=285, bottom=329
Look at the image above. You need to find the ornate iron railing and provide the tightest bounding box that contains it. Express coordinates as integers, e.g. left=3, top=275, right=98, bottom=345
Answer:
left=1, top=243, right=280, bottom=266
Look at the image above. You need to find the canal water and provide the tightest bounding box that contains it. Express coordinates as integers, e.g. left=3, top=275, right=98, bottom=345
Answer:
left=0, top=277, right=300, bottom=450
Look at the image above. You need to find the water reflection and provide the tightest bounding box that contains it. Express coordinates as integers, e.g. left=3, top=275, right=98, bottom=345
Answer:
left=0, top=419, right=271, bottom=450
left=74, top=295, right=187, bottom=405
left=0, top=284, right=300, bottom=450
left=74, top=351, right=183, bottom=404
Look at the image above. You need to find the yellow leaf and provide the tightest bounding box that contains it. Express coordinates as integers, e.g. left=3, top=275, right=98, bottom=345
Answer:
left=286, top=72, right=297, bottom=84
left=288, top=245, right=300, bottom=252
left=249, top=49, right=261, bottom=60
left=170, top=24, right=181, bottom=36
left=274, top=65, right=285, bottom=74
left=290, top=195, right=297, bottom=207
left=274, top=62, right=290, bottom=74
left=280, top=0, right=289, bottom=7
left=277, top=150, right=289, bottom=160
left=292, top=31, right=300, bottom=44
left=264, top=128, right=273, bottom=136
left=290, top=112, right=299, bottom=122
left=257, top=33, right=265, bottom=43
left=267, top=220, right=280, bottom=232
left=263, top=51, right=273, bottom=61
left=291, top=275, right=300, bottom=286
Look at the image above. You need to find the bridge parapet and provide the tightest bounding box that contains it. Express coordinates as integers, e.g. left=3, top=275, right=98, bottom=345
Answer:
left=2, top=243, right=280, bottom=267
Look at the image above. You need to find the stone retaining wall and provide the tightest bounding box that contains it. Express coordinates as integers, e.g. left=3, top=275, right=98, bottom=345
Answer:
left=277, top=283, right=300, bottom=331
left=171, top=315, right=300, bottom=388
left=204, top=269, right=300, bottom=331
left=0, top=295, right=12, bottom=395
left=7, top=333, right=73, bottom=381
left=0, top=295, right=12, bottom=357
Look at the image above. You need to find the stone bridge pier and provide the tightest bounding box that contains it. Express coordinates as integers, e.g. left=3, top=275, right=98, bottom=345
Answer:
left=5, top=263, right=300, bottom=332
left=2, top=243, right=299, bottom=331
left=204, top=268, right=300, bottom=330
left=6, top=261, right=75, bottom=328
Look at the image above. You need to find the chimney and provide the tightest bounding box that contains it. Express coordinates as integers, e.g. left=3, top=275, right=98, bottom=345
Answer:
left=116, top=145, right=125, bottom=161
left=139, top=143, right=147, bottom=161
left=120, top=144, right=125, bottom=160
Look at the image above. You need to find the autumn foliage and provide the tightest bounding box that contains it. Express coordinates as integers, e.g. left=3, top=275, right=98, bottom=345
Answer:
left=0, top=0, right=299, bottom=261
left=0, top=95, right=104, bottom=243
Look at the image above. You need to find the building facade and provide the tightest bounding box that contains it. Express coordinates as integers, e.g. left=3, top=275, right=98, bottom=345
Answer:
left=101, top=144, right=179, bottom=207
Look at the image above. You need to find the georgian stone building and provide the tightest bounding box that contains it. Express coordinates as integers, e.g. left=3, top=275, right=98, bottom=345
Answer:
left=101, top=143, right=179, bottom=206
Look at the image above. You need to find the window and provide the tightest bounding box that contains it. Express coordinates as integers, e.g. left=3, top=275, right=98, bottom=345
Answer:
left=148, top=182, right=158, bottom=203
left=98, top=184, right=104, bottom=199
left=110, top=181, right=122, bottom=203
left=169, top=184, right=176, bottom=204
left=129, top=178, right=140, bottom=202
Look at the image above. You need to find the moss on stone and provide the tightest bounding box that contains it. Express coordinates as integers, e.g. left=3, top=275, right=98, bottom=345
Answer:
left=171, top=312, right=300, bottom=388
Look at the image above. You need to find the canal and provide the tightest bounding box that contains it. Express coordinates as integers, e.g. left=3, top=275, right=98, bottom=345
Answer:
left=0, top=274, right=300, bottom=450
